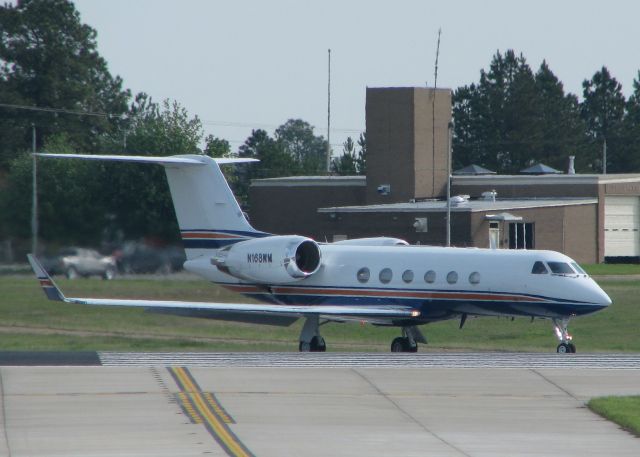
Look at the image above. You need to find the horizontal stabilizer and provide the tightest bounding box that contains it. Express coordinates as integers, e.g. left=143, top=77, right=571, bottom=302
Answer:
left=35, top=153, right=258, bottom=166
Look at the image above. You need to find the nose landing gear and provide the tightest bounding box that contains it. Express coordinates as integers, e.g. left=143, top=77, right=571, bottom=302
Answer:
left=553, top=318, right=576, bottom=353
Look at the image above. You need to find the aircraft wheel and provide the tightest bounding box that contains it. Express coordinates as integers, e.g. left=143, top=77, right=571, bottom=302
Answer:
left=391, top=337, right=410, bottom=352
left=568, top=343, right=577, bottom=353
left=299, top=341, right=311, bottom=352
left=557, top=343, right=572, bottom=354
left=310, top=336, right=326, bottom=352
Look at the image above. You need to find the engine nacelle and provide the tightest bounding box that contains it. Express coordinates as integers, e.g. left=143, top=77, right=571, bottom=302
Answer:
left=212, top=235, right=321, bottom=284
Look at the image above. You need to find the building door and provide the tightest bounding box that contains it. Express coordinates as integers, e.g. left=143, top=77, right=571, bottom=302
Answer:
left=508, top=222, right=534, bottom=249
left=604, top=196, right=640, bottom=258
left=489, top=222, right=500, bottom=249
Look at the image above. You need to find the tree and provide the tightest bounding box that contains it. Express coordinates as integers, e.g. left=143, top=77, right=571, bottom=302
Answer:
left=453, top=51, right=587, bottom=173
left=332, top=137, right=358, bottom=175
left=619, top=72, right=640, bottom=172
left=0, top=0, right=130, bottom=168
left=0, top=133, right=107, bottom=247
left=356, top=132, right=367, bottom=174
left=581, top=66, right=626, bottom=172
left=204, top=135, right=232, bottom=158
left=96, top=96, right=203, bottom=242
left=275, top=119, right=328, bottom=174
left=533, top=61, right=585, bottom=171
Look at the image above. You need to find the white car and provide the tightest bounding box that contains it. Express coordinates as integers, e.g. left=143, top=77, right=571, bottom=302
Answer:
left=56, top=247, right=117, bottom=280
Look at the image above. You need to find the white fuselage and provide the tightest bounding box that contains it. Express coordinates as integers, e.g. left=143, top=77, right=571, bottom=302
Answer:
left=185, top=244, right=611, bottom=322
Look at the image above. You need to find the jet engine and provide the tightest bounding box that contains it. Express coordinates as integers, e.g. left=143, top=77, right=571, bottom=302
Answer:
left=211, top=235, right=321, bottom=284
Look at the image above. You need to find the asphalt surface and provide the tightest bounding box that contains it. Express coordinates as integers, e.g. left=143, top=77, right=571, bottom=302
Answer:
left=0, top=352, right=639, bottom=456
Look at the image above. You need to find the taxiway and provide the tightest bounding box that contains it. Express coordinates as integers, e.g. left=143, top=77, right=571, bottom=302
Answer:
left=0, top=353, right=639, bottom=457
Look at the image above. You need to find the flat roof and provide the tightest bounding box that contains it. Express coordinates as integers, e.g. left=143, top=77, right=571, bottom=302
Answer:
left=251, top=176, right=365, bottom=187
left=453, top=174, right=640, bottom=186
left=318, top=198, right=598, bottom=214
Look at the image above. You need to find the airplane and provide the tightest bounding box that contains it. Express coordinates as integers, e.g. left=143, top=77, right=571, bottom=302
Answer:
left=28, top=153, right=612, bottom=353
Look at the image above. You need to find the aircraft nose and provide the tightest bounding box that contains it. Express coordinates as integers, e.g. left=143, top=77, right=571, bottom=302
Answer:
left=594, top=285, right=612, bottom=307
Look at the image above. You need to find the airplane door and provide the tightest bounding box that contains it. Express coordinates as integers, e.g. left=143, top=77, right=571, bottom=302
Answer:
left=489, top=222, right=500, bottom=249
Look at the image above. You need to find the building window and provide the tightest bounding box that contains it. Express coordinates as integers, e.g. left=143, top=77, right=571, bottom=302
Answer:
left=357, top=267, right=370, bottom=283
left=424, top=270, right=436, bottom=283
left=447, top=271, right=458, bottom=284
left=509, top=222, right=535, bottom=249
left=402, top=270, right=414, bottom=283
left=379, top=268, right=393, bottom=284
left=469, top=272, right=480, bottom=284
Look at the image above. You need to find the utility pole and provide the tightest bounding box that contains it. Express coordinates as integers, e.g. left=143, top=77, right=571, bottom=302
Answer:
left=446, top=121, right=452, bottom=247
left=603, top=137, right=607, bottom=174
left=326, top=48, right=331, bottom=172
left=31, top=124, right=38, bottom=255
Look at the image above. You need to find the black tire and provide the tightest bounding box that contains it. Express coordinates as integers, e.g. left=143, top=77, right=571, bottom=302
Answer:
left=391, top=337, right=406, bottom=352
left=310, top=336, right=326, bottom=352
left=299, top=341, right=311, bottom=352
left=557, top=343, right=571, bottom=354
left=568, top=343, right=577, bottom=353
left=102, top=267, right=116, bottom=281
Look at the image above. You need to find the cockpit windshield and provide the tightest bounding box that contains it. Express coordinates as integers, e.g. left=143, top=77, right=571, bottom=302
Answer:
left=547, top=262, right=575, bottom=275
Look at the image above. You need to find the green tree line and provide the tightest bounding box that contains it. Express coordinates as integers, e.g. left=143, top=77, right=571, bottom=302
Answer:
left=453, top=50, right=640, bottom=173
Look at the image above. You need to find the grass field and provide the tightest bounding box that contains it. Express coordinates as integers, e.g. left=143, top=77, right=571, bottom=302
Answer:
left=588, top=396, right=640, bottom=437
left=0, top=271, right=639, bottom=352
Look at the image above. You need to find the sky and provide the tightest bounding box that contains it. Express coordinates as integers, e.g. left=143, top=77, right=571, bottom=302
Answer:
left=73, top=0, right=640, bottom=154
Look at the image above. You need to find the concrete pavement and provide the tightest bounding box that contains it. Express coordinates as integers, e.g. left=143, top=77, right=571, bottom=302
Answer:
left=0, top=364, right=639, bottom=456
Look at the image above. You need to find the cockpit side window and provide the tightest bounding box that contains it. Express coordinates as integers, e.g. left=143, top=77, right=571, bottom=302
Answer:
left=571, top=262, right=587, bottom=275
left=531, top=261, right=548, bottom=274
left=547, top=262, right=575, bottom=274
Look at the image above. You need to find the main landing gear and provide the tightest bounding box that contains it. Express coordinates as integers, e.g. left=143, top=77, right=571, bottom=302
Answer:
left=390, top=326, right=426, bottom=353
left=553, top=318, right=576, bottom=354
left=298, top=315, right=326, bottom=352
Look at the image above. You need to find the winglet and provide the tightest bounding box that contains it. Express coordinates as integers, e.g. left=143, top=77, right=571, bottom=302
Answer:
left=27, top=254, right=65, bottom=301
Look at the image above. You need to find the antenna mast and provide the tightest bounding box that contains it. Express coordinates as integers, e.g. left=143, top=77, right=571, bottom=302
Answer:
left=326, top=48, right=331, bottom=172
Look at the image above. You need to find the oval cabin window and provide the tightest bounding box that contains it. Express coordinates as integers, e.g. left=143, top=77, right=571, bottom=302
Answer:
left=379, top=268, right=393, bottom=284
left=357, top=267, right=370, bottom=283
left=402, top=270, right=414, bottom=283
left=446, top=271, right=458, bottom=284
left=424, top=270, right=436, bottom=283
left=469, top=271, right=480, bottom=284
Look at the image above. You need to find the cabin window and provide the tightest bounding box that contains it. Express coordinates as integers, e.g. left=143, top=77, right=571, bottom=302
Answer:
left=357, top=267, right=370, bottom=283
left=547, top=262, right=575, bottom=274
left=424, top=270, right=436, bottom=283
left=531, top=261, right=548, bottom=274
left=469, top=272, right=480, bottom=284
left=402, top=270, right=414, bottom=283
left=446, top=271, right=458, bottom=284
left=379, top=268, right=393, bottom=284
left=571, top=262, right=587, bottom=275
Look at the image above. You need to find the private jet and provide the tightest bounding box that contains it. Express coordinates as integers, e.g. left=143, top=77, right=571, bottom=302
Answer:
left=29, top=153, right=611, bottom=353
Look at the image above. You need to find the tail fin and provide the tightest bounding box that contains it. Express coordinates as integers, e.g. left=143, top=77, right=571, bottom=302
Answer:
left=27, top=254, right=65, bottom=301
left=36, top=153, right=269, bottom=258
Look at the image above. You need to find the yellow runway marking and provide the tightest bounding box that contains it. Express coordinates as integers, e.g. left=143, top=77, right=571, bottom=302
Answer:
left=168, top=367, right=254, bottom=457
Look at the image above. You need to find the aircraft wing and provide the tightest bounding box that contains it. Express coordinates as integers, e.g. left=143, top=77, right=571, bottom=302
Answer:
left=28, top=255, right=419, bottom=321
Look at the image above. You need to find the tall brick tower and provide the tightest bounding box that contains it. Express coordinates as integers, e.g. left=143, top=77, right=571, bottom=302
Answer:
left=365, top=87, right=452, bottom=204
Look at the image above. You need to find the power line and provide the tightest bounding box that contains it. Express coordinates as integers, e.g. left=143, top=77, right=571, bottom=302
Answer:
left=0, top=102, right=363, bottom=133
left=0, top=102, right=117, bottom=118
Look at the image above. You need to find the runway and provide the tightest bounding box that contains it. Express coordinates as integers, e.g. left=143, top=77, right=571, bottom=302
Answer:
left=99, top=351, right=640, bottom=369
left=1, top=353, right=639, bottom=457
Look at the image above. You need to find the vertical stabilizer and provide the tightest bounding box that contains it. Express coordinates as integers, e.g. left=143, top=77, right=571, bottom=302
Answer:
left=164, top=155, right=268, bottom=258
left=35, top=153, right=268, bottom=259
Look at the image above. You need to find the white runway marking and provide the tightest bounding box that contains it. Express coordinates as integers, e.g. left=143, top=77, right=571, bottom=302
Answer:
left=98, top=352, right=640, bottom=369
